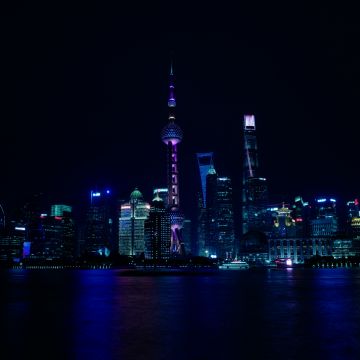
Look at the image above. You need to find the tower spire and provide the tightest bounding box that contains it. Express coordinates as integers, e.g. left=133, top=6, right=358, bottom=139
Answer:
left=161, top=60, right=184, bottom=255
left=168, top=60, right=176, bottom=114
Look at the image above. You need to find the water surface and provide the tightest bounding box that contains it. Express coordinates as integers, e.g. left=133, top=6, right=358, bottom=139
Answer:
left=1, top=268, right=359, bottom=359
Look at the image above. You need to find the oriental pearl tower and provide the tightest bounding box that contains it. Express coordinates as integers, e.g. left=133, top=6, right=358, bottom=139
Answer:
left=161, top=63, right=184, bottom=255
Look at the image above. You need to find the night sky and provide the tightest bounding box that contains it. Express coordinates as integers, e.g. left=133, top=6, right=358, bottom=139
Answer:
left=2, top=8, right=359, bottom=221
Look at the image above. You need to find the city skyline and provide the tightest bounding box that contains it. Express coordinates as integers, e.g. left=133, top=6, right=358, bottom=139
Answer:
left=2, top=16, right=359, bottom=219
left=2, top=10, right=360, bottom=360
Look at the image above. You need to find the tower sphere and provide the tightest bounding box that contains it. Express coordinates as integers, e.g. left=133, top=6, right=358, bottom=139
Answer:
left=161, top=122, right=183, bottom=145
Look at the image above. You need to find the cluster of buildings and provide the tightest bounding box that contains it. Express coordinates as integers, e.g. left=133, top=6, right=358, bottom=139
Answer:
left=1, top=65, right=360, bottom=266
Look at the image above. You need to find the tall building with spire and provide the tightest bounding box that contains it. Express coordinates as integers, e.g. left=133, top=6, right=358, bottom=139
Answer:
left=242, top=115, right=269, bottom=235
left=161, top=63, right=184, bottom=255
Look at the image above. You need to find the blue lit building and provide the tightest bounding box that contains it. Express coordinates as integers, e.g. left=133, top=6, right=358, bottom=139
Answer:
left=196, top=152, right=214, bottom=208
left=199, top=165, right=236, bottom=260
left=153, top=188, right=169, bottom=208
left=308, top=198, right=338, bottom=256
left=346, top=198, right=360, bottom=238
left=0, top=221, right=26, bottom=264
left=331, top=198, right=360, bottom=258
left=84, top=189, right=116, bottom=257
left=267, top=197, right=342, bottom=263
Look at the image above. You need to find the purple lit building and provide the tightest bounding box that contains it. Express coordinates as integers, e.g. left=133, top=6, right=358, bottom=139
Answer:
left=161, top=64, right=184, bottom=255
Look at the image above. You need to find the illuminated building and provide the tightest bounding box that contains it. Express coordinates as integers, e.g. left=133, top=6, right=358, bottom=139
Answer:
left=144, top=192, right=171, bottom=261
left=272, top=203, right=296, bottom=238
left=119, top=188, right=150, bottom=257
left=41, top=207, right=76, bottom=260
left=196, top=152, right=214, bottom=256
left=202, top=166, right=235, bottom=259
left=84, top=189, right=116, bottom=257
left=205, top=166, right=218, bottom=257
left=182, top=219, right=192, bottom=255
left=346, top=199, right=360, bottom=238
left=161, top=63, right=184, bottom=255
left=10, top=204, right=76, bottom=261
left=241, top=115, right=269, bottom=235
left=153, top=188, right=169, bottom=208
left=196, top=152, right=214, bottom=208
left=0, top=222, right=26, bottom=263
left=331, top=198, right=360, bottom=258
left=310, top=198, right=338, bottom=245
left=216, top=176, right=235, bottom=259
left=18, top=193, right=48, bottom=260
left=267, top=203, right=297, bottom=262
left=267, top=197, right=340, bottom=263
left=51, top=204, right=72, bottom=217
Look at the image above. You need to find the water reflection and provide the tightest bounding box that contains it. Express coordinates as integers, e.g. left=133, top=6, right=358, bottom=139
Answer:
left=1, top=268, right=360, bottom=359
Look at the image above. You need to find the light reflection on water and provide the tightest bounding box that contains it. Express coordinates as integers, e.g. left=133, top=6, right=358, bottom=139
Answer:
left=1, top=268, right=360, bottom=359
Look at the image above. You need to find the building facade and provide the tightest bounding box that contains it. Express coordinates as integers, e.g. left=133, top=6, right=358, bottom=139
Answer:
left=119, top=188, right=150, bottom=257
left=241, top=115, right=269, bottom=235
left=144, top=193, right=171, bottom=261
left=84, top=189, right=116, bottom=257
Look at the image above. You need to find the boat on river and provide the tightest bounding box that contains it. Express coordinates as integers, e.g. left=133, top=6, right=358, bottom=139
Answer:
left=274, top=258, right=293, bottom=268
left=219, top=260, right=249, bottom=270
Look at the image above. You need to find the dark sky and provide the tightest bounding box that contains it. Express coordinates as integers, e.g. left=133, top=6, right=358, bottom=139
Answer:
left=2, top=8, right=360, bottom=220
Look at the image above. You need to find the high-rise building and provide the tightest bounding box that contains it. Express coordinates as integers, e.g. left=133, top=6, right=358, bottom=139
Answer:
left=40, top=207, right=76, bottom=260
left=216, top=177, right=236, bottom=259
left=182, top=219, right=192, bottom=255
left=144, top=193, right=171, bottom=261
left=310, top=198, right=338, bottom=237
left=205, top=166, right=218, bottom=257
left=84, top=189, right=116, bottom=257
left=242, top=115, right=269, bottom=235
left=196, top=152, right=214, bottom=208
left=347, top=199, right=360, bottom=238
left=201, top=166, right=236, bottom=259
left=119, top=188, right=150, bottom=257
left=51, top=204, right=72, bottom=217
left=0, top=221, right=26, bottom=263
left=161, top=63, right=184, bottom=255
left=196, top=153, right=214, bottom=256
left=153, top=188, right=169, bottom=208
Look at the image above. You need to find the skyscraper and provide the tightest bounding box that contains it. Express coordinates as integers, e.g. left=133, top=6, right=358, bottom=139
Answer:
left=119, top=188, right=150, bottom=257
left=84, top=189, right=115, bottom=257
left=242, top=115, right=269, bottom=235
left=216, top=177, right=236, bottom=259
left=41, top=207, right=76, bottom=260
left=196, top=152, right=215, bottom=208
left=205, top=166, right=218, bottom=257
left=144, top=192, right=171, bottom=261
left=153, top=188, right=169, bottom=208
left=196, top=152, right=215, bottom=256
left=204, top=168, right=235, bottom=259
left=161, top=63, right=184, bottom=255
